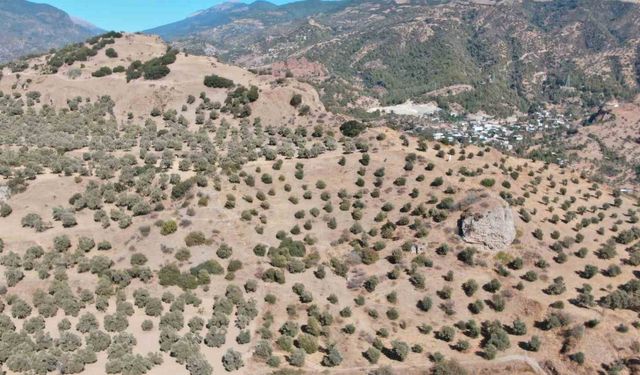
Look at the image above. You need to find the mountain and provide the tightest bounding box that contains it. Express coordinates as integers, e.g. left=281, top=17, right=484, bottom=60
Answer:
left=148, top=0, right=640, bottom=117
left=0, top=0, right=103, bottom=62
left=146, top=0, right=350, bottom=40
left=70, top=16, right=104, bottom=34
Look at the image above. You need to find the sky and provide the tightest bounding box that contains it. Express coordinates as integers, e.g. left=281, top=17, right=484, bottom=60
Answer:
left=33, top=0, right=286, bottom=32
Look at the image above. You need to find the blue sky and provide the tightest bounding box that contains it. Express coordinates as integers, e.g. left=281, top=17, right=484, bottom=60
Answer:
left=34, top=0, right=287, bottom=32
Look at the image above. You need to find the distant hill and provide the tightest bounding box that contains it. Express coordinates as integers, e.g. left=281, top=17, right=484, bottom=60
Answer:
left=0, top=0, right=103, bottom=62
left=146, top=0, right=349, bottom=40
left=147, top=0, right=640, bottom=116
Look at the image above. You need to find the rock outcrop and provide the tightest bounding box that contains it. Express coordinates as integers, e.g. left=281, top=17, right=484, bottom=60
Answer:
left=0, top=186, right=9, bottom=202
left=459, top=192, right=515, bottom=250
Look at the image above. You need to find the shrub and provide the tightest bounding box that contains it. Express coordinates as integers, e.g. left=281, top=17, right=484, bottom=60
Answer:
left=0, top=203, right=12, bottom=217
left=480, top=178, right=495, bottom=187
left=78, top=237, right=95, bottom=252
left=418, top=296, right=432, bottom=312
left=432, top=359, right=468, bottom=375
left=254, top=340, right=273, bottom=360
left=86, top=329, right=111, bottom=352
left=105, top=48, right=118, bottom=58
left=321, top=345, right=343, bottom=367
left=391, top=340, right=410, bottom=361
left=5, top=268, right=24, bottom=287
left=340, top=120, right=366, bottom=137
left=436, top=326, right=455, bottom=342
left=222, top=349, right=244, bottom=371
left=76, top=312, right=98, bottom=333
left=216, top=243, right=233, bottom=258
left=143, top=63, right=170, bottom=80
left=21, top=213, right=48, bottom=232
left=296, top=333, right=317, bottom=354
left=145, top=298, right=163, bottom=317
left=92, top=66, right=112, bottom=77
left=161, top=220, right=177, bottom=235
left=187, top=356, right=212, bottom=375
left=525, top=336, right=541, bottom=352
left=104, top=313, right=128, bottom=332
left=54, top=235, right=72, bottom=252
left=204, top=74, right=234, bottom=88
left=288, top=349, right=305, bottom=367
left=290, top=94, right=302, bottom=107
left=364, top=346, right=381, bottom=364
left=185, top=231, right=207, bottom=247
left=190, top=260, right=224, bottom=276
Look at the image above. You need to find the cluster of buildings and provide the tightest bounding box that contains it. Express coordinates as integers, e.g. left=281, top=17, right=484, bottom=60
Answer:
left=396, top=107, right=570, bottom=152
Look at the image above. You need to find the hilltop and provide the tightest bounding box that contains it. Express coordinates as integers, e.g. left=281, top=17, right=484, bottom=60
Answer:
left=0, top=33, right=639, bottom=375
left=0, top=33, right=326, bottom=125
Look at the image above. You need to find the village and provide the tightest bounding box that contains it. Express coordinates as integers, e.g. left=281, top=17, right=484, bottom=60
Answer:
left=373, top=103, right=572, bottom=160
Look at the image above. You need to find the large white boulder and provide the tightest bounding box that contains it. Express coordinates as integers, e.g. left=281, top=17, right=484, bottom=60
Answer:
left=459, top=192, right=516, bottom=250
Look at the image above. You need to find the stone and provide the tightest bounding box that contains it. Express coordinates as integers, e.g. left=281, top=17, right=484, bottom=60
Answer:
left=458, top=192, right=516, bottom=250
left=0, top=185, right=10, bottom=202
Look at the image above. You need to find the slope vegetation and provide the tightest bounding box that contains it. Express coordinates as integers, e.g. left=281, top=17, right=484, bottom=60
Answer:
left=0, top=33, right=638, bottom=375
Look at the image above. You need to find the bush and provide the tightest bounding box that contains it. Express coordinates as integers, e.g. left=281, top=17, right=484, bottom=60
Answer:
left=290, top=94, right=302, bottom=107
left=78, top=237, right=95, bottom=252
left=21, top=213, right=48, bottom=232
left=391, top=340, right=410, bottom=361
left=161, top=220, right=177, bottom=235
left=86, top=330, right=111, bottom=351
left=187, top=356, right=213, bottom=375
left=436, top=326, right=455, bottom=342
left=76, top=312, right=98, bottom=333
left=105, top=48, right=118, bottom=58
left=204, top=74, right=235, bottom=88
left=340, top=120, right=366, bottom=137
left=91, top=66, right=112, bottom=77
left=216, top=243, right=233, bottom=258
left=288, top=349, right=305, bottom=367
left=0, top=203, right=12, bottom=217
left=104, top=313, right=128, bottom=332
left=143, top=62, right=170, bottom=80
left=418, top=296, right=433, bottom=312
left=480, top=178, right=495, bottom=187
left=321, top=345, right=343, bottom=367
left=145, top=298, right=163, bottom=316
left=364, top=346, right=381, bottom=364
left=190, top=260, right=224, bottom=276
left=222, top=349, right=244, bottom=371
left=432, top=359, right=468, bottom=375
left=185, top=231, right=207, bottom=247
left=296, top=334, right=318, bottom=354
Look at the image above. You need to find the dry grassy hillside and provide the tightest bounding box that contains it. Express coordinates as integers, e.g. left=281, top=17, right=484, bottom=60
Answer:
left=568, top=98, right=640, bottom=186
left=0, top=34, right=326, bottom=126
left=0, top=33, right=638, bottom=375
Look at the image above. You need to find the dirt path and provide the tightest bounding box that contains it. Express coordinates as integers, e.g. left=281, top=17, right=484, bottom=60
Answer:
left=297, top=353, right=548, bottom=375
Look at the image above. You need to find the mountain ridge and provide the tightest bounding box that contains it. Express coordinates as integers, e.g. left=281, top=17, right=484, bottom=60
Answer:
left=146, top=0, right=640, bottom=117
left=0, top=0, right=103, bottom=62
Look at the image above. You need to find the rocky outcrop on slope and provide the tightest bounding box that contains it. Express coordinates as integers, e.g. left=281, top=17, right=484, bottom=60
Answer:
left=458, top=191, right=516, bottom=250
left=0, top=186, right=9, bottom=202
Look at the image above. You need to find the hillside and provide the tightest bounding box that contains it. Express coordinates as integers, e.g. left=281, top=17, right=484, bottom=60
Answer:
left=0, top=0, right=102, bottom=63
left=152, top=0, right=640, bottom=117
left=0, top=33, right=639, bottom=375
left=565, top=98, right=640, bottom=187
